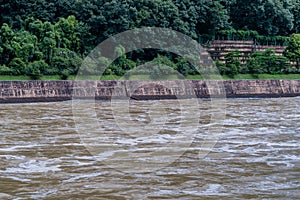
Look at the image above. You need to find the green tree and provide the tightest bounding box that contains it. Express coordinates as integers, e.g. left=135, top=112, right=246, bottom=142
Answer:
left=148, top=55, right=178, bottom=79
left=246, top=57, right=263, bottom=77
left=0, top=23, right=42, bottom=71
left=26, top=60, right=48, bottom=79
left=8, top=58, right=27, bottom=75
left=176, top=57, right=197, bottom=76
left=284, top=34, right=300, bottom=69
left=201, top=0, right=231, bottom=35
left=216, top=59, right=227, bottom=75
left=173, top=0, right=232, bottom=37
left=230, top=0, right=294, bottom=36
left=55, top=16, right=81, bottom=52
left=0, top=23, right=15, bottom=66
left=110, top=45, right=136, bottom=76
left=224, top=51, right=241, bottom=78
left=50, top=48, right=82, bottom=75
left=13, top=30, right=38, bottom=63
left=0, top=65, right=14, bottom=75
left=247, top=49, right=291, bottom=74
left=290, top=0, right=300, bottom=33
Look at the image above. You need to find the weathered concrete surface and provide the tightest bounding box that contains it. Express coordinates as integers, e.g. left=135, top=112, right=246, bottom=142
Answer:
left=0, top=80, right=299, bottom=103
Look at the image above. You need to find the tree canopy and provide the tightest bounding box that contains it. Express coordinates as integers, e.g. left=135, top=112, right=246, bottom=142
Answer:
left=1, top=0, right=299, bottom=40
left=0, top=0, right=299, bottom=79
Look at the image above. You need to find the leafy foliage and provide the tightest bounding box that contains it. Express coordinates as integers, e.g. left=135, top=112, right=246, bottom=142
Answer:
left=0, top=17, right=83, bottom=79
left=217, top=50, right=243, bottom=77
left=284, top=34, right=300, bottom=69
left=0, top=1, right=299, bottom=79
left=230, top=0, right=295, bottom=36
left=26, top=60, right=49, bottom=79
left=246, top=49, right=291, bottom=74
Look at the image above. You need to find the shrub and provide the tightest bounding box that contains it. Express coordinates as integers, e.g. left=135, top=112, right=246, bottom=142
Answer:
left=26, top=60, right=48, bottom=80
left=60, top=69, right=72, bottom=80
left=109, top=64, right=125, bottom=76
left=284, top=34, right=300, bottom=69
left=150, top=55, right=177, bottom=71
left=0, top=65, right=14, bottom=75
left=149, top=64, right=174, bottom=80
left=247, top=49, right=291, bottom=74
left=176, top=58, right=194, bottom=76
left=145, top=55, right=178, bottom=79
left=246, top=57, right=264, bottom=75
left=8, top=58, right=27, bottom=75
left=223, top=51, right=241, bottom=77
left=216, top=60, right=227, bottom=75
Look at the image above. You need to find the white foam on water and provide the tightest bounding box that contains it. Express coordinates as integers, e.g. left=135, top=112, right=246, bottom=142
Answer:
left=3, top=159, right=61, bottom=174
left=29, top=188, right=59, bottom=199
left=62, top=172, right=107, bottom=183
left=0, top=193, right=14, bottom=199
left=0, top=144, right=45, bottom=152
left=0, top=155, right=26, bottom=160
left=267, top=160, right=295, bottom=167
left=4, top=176, right=31, bottom=182
left=182, top=184, right=227, bottom=196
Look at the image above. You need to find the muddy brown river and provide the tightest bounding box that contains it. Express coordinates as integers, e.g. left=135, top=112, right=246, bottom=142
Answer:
left=0, top=97, right=299, bottom=199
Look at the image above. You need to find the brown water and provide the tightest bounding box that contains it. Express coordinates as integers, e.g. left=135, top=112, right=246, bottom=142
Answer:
left=0, top=98, right=299, bottom=199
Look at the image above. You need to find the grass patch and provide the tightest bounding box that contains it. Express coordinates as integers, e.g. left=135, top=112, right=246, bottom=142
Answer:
left=68, top=75, right=122, bottom=80
left=41, top=75, right=62, bottom=80
left=70, top=74, right=183, bottom=80
left=120, top=74, right=182, bottom=80
left=186, top=74, right=225, bottom=80
left=187, top=74, right=300, bottom=80
left=0, top=75, right=31, bottom=80
left=0, top=73, right=299, bottom=81
left=255, top=74, right=300, bottom=80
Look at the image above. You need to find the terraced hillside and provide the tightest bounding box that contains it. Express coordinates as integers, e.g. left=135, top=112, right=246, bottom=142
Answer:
left=205, top=40, right=286, bottom=63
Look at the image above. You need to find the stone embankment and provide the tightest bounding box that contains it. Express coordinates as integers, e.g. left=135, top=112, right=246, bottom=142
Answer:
left=0, top=80, right=299, bottom=103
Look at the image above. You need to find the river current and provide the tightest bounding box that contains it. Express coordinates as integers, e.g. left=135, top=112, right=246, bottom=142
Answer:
left=0, top=97, right=299, bottom=199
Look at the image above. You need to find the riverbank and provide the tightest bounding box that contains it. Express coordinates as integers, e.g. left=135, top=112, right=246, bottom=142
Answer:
left=0, top=74, right=300, bottom=81
left=0, top=80, right=300, bottom=103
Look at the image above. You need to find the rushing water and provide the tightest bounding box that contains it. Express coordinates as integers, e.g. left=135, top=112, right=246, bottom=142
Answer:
left=0, top=97, right=299, bottom=199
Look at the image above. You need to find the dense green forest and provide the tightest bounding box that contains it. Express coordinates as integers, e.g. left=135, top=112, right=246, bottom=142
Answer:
left=0, top=0, right=300, bottom=79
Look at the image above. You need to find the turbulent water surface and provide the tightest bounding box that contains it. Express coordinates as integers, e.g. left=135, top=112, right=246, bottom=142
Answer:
left=0, top=97, right=299, bottom=199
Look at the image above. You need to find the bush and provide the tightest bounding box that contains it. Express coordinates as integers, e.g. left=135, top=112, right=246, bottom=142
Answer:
left=246, top=49, right=291, bottom=74
left=60, top=69, right=71, bottom=80
left=176, top=57, right=197, bottom=76
left=216, top=30, right=259, bottom=40
left=246, top=57, right=264, bottom=75
left=148, top=55, right=178, bottom=79
left=256, top=36, right=289, bottom=46
left=149, top=64, right=175, bottom=80
left=216, top=60, right=227, bottom=75
left=43, top=66, right=60, bottom=75
left=109, top=55, right=136, bottom=76
left=221, top=51, right=241, bottom=78
left=51, top=48, right=83, bottom=74
left=284, top=34, right=300, bottom=69
left=268, top=55, right=290, bottom=74
left=70, top=56, right=83, bottom=74
left=26, top=60, right=48, bottom=80
left=150, top=55, right=177, bottom=71
left=227, top=64, right=238, bottom=78
left=0, top=65, right=14, bottom=75
left=109, top=64, right=125, bottom=76
left=239, top=64, right=249, bottom=74
left=8, top=58, right=27, bottom=75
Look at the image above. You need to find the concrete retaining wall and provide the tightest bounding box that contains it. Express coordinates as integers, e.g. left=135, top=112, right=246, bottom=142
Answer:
left=0, top=80, right=300, bottom=103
